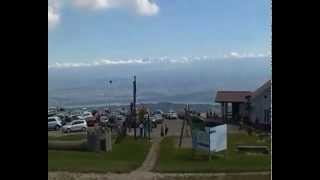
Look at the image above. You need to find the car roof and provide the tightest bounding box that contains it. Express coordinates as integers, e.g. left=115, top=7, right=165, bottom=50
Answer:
left=48, top=116, right=59, bottom=119
left=71, top=120, right=85, bottom=123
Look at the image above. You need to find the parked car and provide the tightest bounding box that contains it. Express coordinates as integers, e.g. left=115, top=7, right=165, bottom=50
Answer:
left=86, top=116, right=97, bottom=127
left=62, top=120, right=87, bottom=133
left=153, top=114, right=163, bottom=124
left=68, top=115, right=83, bottom=121
left=154, top=109, right=163, bottom=115
left=167, top=110, right=178, bottom=119
left=100, top=116, right=109, bottom=127
left=150, top=116, right=157, bottom=128
left=82, top=111, right=93, bottom=119
left=116, top=115, right=126, bottom=127
left=48, top=116, right=62, bottom=131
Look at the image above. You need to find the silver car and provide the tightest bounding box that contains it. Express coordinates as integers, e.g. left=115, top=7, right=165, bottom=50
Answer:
left=62, top=120, right=87, bottom=133
left=48, top=116, right=62, bottom=131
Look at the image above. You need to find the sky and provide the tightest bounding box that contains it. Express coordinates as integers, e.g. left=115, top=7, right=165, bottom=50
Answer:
left=48, top=0, right=271, bottom=65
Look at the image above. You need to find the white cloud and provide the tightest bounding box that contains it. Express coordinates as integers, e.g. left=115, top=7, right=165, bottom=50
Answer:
left=224, top=52, right=268, bottom=59
left=48, top=5, right=60, bottom=29
left=135, top=0, right=159, bottom=16
left=48, top=58, right=150, bottom=69
left=48, top=57, right=207, bottom=69
left=72, top=0, right=113, bottom=10
left=48, top=54, right=270, bottom=69
left=230, top=52, right=240, bottom=58
left=48, top=0, right=159, bottom=30
left=71, top=0, right=159, bottom=15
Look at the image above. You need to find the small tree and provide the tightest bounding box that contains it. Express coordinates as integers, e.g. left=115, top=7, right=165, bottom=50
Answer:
left=138, top=106, right=147, bottom=123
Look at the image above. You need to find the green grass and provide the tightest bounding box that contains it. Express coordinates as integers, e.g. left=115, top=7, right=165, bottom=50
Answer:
left=48, top=137, right=151, bottom=173
left=48, top=134, right=87, bottom=141
left=155, top=133, right=271, bottom=173
left=48, top=134, right=118, bottom=141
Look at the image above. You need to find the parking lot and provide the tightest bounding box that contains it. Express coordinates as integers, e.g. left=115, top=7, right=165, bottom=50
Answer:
left=49, top=118, right=242, bottom=140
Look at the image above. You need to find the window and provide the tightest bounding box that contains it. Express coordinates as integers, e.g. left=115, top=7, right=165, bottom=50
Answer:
left=48, top=118, right=55, bottom=122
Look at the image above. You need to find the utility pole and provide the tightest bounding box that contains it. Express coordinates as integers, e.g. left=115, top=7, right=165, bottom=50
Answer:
left=133, top=76, right=137, bottom=139
left=148, top=110, right=151, bottom=141
left=179, top=104, right=190, bottom=148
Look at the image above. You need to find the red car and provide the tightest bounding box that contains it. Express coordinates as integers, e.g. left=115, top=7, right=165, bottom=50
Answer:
left=86, top=117, right=97, bottom=127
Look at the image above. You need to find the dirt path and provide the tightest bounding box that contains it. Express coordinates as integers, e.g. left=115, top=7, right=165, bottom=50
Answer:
left=48, top=121, right=270, bottom=180
left=135, top=137, right=162, bottom=172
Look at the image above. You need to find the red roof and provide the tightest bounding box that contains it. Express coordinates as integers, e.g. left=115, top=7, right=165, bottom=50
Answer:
left=215, top=91, right=252, bottom=103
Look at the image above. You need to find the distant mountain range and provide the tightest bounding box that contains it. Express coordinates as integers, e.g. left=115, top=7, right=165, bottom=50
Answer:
left=48, top=57, right=271, bottom=106
left=65, top=102, right=220, bottom=114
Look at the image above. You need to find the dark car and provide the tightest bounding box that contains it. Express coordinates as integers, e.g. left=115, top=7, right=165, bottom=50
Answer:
left=177, top=111, right=185, bottom=119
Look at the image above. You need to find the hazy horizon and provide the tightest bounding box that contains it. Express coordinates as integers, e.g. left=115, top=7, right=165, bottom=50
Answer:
left=48, top=57, right=270, bottom=107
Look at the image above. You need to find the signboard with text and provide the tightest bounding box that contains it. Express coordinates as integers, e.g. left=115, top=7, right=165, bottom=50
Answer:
left=192, top=124, right=227, bottom=152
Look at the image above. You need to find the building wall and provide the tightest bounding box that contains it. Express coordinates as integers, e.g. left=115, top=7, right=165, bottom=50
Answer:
left=250, top=87, right=271, bottom=124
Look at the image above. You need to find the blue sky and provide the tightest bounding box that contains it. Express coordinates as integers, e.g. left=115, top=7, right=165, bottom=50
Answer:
left=48, top=0, right=271, bottom=64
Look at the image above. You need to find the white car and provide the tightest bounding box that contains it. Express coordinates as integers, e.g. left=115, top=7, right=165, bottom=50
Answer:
left=82, top=111, right=93, bottom=119
left=48, top=116, right=62, bottom=130
left=168, top=111, right=178, bottom=119
left=153, top=114, right=163, bottom=124
left=62, top=120, right=87, bottom=133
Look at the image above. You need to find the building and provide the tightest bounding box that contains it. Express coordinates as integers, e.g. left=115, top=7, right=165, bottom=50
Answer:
left=214, top=80, right=271, bottom=129
left=215, top=91, right=252, bottom=123
left=250, top=80, right=271, bottom=126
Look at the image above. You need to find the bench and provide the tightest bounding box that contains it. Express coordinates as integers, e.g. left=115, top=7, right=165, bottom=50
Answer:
left=237, top=145, right=269, bottom=154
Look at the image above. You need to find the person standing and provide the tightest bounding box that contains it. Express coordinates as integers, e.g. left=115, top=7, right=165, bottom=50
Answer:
left=165, top=123, right=168, bottom=136
left=139, top=122, right=144, bottom=138
left=160, top=124, right=164, bottom=137
left=143, top=121, right=147, bottom=138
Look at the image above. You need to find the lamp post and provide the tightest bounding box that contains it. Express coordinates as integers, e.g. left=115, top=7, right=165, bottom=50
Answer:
left=106, top=80, right=112, bottom=110
left=133, top=76, right=137, bottom=139
left=148, top=109, right=151, bottom=141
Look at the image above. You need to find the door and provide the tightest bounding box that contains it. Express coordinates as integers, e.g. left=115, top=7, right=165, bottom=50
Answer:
left=71, top=121, right=80, bottom=131
left=75, top=121, right=84, bottom=131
